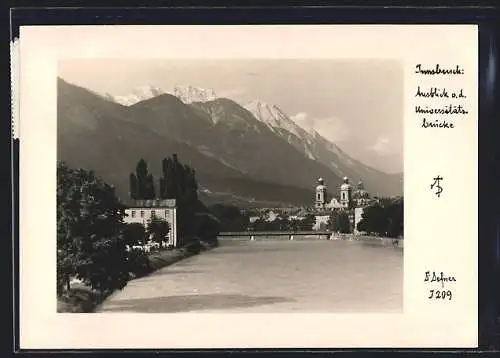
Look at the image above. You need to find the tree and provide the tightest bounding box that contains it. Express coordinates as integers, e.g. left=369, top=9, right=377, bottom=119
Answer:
left=130, top=159, right=156, bottom=200
left=284, top=218, right=299, bottom=231
left=193, top=213, right=221, bottom=243
left=145, top=173, right=156, bottom=199
left=146, top=218, right=170, bottom=248
left=129, top=173, right=138, bottom=200
left=135, top=158, right=149, bottom=199
left=327, top=215, right=336, bottom=231
left=209, top=203, right=250, bottom=232
left=57, top=162, right=130, bottom=297
left=122, top=223, right=146, bottom=246
left=356, top=197, right=403, bottom=238
left=357, top=204, right=384, bottom=236
left=298, top=214, right=316, bottom=231
left=335, top=211, right=351, bottom=233
left=159, top=153, right=199, bottom=243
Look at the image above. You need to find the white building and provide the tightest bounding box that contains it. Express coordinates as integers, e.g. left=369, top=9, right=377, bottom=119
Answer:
left=353, top=207, right=365, bottom=235
left=313, top=215, right=330, bottom=230
left=124, top=199, right=178, bottom=247
left=313, top=177, right=374, bottom=233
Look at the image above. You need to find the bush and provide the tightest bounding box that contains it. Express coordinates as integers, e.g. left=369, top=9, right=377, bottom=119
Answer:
left=146, top=218, right=170, bottom=248
left=123, top=223, right=147, bottom=246
left=127, top=248, right=152, bottom=278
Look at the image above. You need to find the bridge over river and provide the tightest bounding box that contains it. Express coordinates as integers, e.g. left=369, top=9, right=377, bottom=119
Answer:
left=218, top=230, right=333, bottom=241
left=98, top=237, right=403, bottom=313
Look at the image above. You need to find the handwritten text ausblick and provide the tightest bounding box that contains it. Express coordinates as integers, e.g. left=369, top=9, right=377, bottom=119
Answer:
left=414, top=64, right=468, bottom=130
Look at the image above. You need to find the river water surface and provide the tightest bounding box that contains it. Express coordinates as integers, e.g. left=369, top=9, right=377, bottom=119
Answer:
left=98, top=239, right=403, bottom=313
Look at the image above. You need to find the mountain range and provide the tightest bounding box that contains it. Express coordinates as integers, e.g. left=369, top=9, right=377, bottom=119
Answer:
left=58, top=79, right=403, bottom=208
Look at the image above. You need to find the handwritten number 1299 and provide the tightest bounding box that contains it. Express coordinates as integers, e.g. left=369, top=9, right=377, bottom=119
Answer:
left=428, top=289, right=453, bottom=300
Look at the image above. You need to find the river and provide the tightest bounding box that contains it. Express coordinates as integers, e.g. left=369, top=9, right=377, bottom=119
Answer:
left=98, top=239, right=403, bottom=313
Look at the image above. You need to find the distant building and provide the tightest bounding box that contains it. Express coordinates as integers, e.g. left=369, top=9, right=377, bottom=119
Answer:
left=339, top=177, right=353, bottom=209
left=313, top=176, right=375, bottom=234
left=249, top=216, right=260, bottom=223
left=315, top=178, right=328, bottom=210
left=124, top=199, right=178, bottom=247
left=313, top=215, right=330, bottom=230
left=265, top=210, right=280, bottom=222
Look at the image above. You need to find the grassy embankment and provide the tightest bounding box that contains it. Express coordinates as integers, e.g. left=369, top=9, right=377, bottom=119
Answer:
left=57, top=240, right=218, bottom=313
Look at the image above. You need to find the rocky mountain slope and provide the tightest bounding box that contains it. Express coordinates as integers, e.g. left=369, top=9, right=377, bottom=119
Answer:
left=58, top=79, right=317, bottom=207
left=58, top=78, right=402, bottom=207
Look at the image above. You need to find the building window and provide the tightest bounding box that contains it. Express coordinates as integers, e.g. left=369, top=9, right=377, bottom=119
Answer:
left=140, top=211, right=145, bottom=218
left=151, top=210, right=156, bottom=218
left=131, top=210, right=136, bottom=218
left=317, top=193, right=320, bottom=200
left=342, top=193, right=345, bottom=200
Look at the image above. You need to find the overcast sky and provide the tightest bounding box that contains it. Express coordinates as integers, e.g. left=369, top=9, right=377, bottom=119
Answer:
left=59, top=59, right=403, bottom=173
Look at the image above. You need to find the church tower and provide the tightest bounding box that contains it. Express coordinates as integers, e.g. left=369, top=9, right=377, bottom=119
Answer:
left=315, top=178, right=327, bottom=210
left=340, top=177, right=352, bottom=209
left=357, top=179, right=365, bottom=191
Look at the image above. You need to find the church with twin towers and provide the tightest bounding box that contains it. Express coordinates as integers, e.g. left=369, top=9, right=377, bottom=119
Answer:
left=313, top=176, right=374, bottom=233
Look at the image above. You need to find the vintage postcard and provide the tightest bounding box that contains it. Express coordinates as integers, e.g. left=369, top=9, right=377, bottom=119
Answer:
left=16, top=24, right=478, bottom=348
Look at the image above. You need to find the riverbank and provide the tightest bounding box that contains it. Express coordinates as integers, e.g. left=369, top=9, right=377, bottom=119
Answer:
left=57, top=240, right=218, bottom=313
left=331, top=234, right=404, bottom=248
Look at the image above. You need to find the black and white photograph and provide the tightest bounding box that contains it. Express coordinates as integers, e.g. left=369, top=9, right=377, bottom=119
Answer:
left=56, top=58, right=404, bottom=314
left=17, top=24, right=478, bottom=348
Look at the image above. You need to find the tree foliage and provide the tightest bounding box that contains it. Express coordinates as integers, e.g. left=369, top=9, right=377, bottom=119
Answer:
left=334, top=211, right=351, bottom=234
left=57, top=162, right=130, bottom=297
left=158, top=154, right=199, bottom=242
left=129, top=158, right=155, bottom=200
left=122, top=222, right=147, bottom=246
left=208, top=204, right=249, bottom=232
left=248, top=213, right=315, bottom=232
left=146, top=217, right=170, bottom=248
left=129, top=154, right=217, bottom=246
left=193, top=213, right=221, bottom=243
left=356, top=197, right=403, bottom=238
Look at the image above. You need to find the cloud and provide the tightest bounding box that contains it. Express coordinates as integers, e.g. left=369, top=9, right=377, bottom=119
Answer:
left=290, top=112, right=315, bottom=132
left=369, top=136, right=392, bottom=155
left=291, top=112, right=350, bottom=143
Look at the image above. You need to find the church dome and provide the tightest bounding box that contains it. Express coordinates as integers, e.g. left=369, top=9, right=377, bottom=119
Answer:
left=340, top=177, right=351, bottom=190
left=316, top=177, right=326, bottom=190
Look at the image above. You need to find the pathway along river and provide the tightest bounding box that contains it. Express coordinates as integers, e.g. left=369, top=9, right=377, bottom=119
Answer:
left=98, top=239, right=403, bottom=313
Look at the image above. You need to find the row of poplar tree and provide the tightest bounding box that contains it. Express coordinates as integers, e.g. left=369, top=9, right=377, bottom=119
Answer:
left=129, top=154, right=201, bottom=239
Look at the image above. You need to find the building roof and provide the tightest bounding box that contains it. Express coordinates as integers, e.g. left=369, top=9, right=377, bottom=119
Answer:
left=125, top=199, right=176, bottom=209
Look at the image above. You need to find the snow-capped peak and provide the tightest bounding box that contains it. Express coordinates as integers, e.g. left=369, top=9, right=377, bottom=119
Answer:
left=244, top=100, right=291, bottom=129
left=244, top=100, right=319, bottom=160
left=104, top=84, right=218, bottom=106
left=172, top=85, right=217, bottom=104
left=107, top=85, right=168, bottom=106
left=243, top=100, right=316, bottom=144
